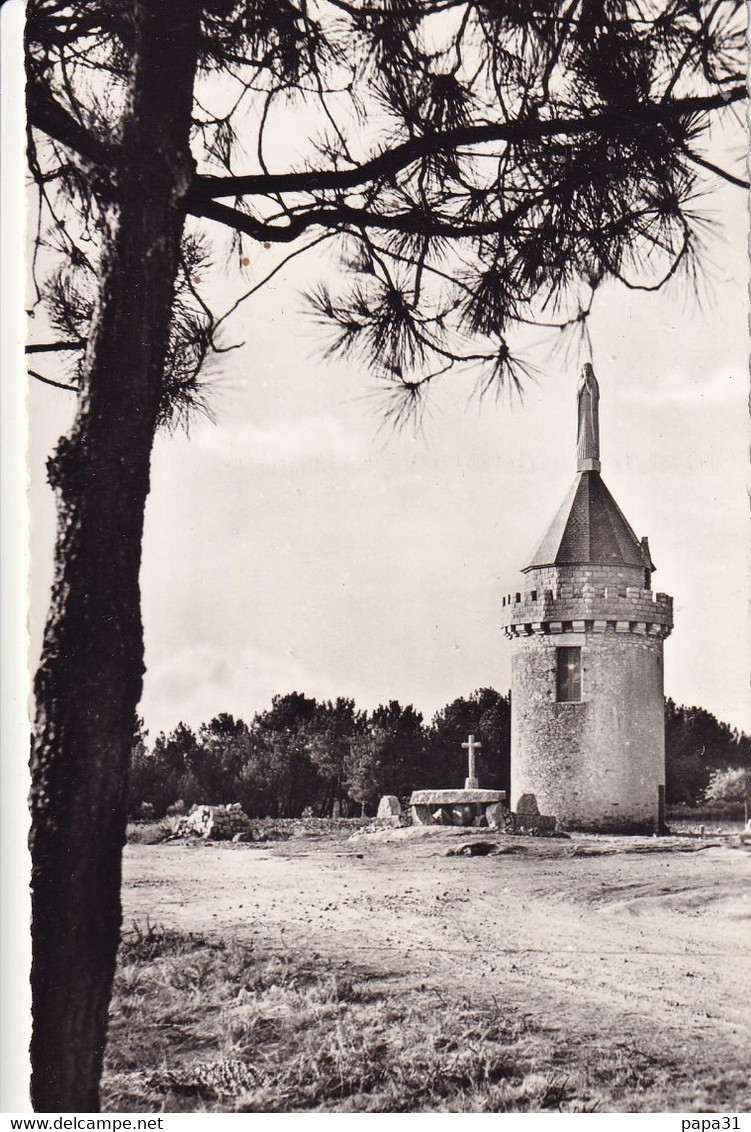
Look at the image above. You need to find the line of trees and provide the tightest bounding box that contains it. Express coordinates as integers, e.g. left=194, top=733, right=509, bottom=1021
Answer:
left=129, top=691, right=749, bottom=820
left=664, top=698, right=750, bottom=807
left=130, top=688, right=510, bottom=818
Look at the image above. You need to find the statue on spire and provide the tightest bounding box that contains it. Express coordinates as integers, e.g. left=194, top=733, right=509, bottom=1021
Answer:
left=577, top=363, right=601, bottom=473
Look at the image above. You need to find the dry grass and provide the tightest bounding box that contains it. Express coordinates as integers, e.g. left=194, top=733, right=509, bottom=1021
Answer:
left=102, top=922, right=742, bottom=1113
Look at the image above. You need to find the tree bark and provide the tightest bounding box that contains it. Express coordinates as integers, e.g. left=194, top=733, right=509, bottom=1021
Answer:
left=29, top=0, right=201, bottom=1111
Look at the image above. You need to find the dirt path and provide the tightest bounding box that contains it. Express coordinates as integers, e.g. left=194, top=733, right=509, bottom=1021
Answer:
left=121, top=830, right=751, bottom=1106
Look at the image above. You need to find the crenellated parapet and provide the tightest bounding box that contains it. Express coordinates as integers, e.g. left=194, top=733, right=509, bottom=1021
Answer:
left=501, top=582, right=673, bottom=639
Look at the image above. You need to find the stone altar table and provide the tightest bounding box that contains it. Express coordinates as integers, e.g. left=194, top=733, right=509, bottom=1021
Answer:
left=409, top=788, right=507, bottom=827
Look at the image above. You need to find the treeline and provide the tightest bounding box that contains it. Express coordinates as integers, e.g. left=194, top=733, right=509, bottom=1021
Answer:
left=664, top=698, right=750, bottom=806
left=130, top=691, right=750, bottom=819
left=130, top=689, right=510, bottom=819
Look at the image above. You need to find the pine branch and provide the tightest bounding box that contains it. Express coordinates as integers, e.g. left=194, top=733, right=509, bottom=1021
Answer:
left=191, top=86, right=746, bottom=203
left=188, top=195, right=542, bottom=243
left=26, top=79, right=121, bottom=167
left=26, top=340, right=86, bottom=353
left=28, top=369, right=80, bottom=392
left=681, top=147, right=749, bottom=189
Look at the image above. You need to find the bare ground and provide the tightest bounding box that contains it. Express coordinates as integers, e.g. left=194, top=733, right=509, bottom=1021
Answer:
left=113, top=827, right=751, bottom=1112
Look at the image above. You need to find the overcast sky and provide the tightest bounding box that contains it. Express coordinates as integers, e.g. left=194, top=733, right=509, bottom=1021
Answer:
left=28, top=168, right=749, bottom=739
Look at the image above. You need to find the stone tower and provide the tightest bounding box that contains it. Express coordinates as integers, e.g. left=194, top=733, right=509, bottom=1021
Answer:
left=501, top=365, right=673, bottom=833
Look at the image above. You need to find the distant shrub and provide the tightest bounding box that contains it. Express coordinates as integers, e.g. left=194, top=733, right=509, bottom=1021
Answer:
left=704, top=766, right=748, bottom=805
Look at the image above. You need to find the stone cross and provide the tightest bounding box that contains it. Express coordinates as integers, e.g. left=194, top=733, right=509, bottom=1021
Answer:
left=462, top=733, right=481, bottom=790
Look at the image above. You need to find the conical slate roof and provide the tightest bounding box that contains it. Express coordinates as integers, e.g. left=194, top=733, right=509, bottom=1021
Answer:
left=524, top=470, right=646, bottom=571
left=523, top=365, right=653, bottom=573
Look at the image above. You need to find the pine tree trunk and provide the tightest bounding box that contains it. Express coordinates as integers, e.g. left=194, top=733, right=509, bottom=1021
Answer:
left=29, top=0, right=201, bottom=1111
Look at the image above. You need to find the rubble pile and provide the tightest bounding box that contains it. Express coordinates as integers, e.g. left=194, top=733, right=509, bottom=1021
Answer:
left=486, top=797, right=556, bottom=835
left=172, top=803, right=253, bottom=841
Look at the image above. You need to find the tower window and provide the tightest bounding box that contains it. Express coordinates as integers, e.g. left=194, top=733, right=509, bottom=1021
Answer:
left=557, top=647, right=582, bottom=702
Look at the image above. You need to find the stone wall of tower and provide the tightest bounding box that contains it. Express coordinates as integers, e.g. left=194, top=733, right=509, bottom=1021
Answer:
left=502, top=564, right=673, bottom=833
left=509, top=629, right=665, bottom=832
